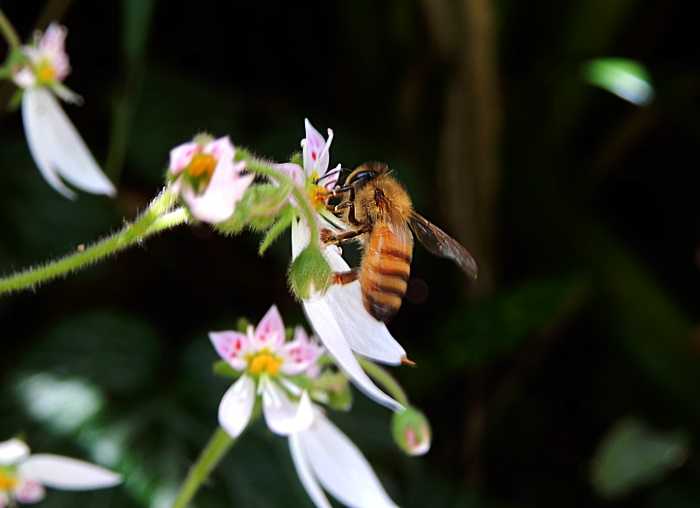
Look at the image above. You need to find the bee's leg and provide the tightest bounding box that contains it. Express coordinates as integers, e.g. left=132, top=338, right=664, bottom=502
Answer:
left=331, top=268, right=360, bottom=285
left=320, top=227, right=369, bottom=245
left=324, top=200, right=352, bottom=213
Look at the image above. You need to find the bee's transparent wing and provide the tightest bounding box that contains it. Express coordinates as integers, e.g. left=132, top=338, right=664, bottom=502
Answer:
left=408, top=211, right=478, bottom=279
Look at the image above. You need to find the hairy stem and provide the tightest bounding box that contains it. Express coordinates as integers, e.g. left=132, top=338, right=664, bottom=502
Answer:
left=236, top=148, right=321, bottom=249
left=358, top=357, right=410, bottom=407
left=0, top=188, right=185, bottom=296
left=0, top=9, right=20, bottom=50
left=172, top=427, right=235, bottom=508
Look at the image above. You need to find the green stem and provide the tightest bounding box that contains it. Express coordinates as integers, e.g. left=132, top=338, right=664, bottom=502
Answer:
left=0, top=9, right=20, bottom=50
left=172, top=427, right=235, bottom=508
left=358, top=357, right=410, bottom=407
left=237, top=149, right=321, bottom=249
left=0, top=188, right=185, bottom=296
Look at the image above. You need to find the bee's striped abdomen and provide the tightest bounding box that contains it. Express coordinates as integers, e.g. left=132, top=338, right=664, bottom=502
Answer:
left=360, top=223, right=413, bottom=322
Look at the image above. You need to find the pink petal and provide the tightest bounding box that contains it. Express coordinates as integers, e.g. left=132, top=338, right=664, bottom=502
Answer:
left=254, top=305, right=286, bottom=350
left=209, top=330, right=250, bottom=370
left=168, top=142, right=199, bottom=175
left=281, top=327, right=323, bottom=376
left=182, top=161, right=253, bottom=223
left=15, top=478, right=45, bottom=503
left=39, top=23, right=70, bottom=81
left=203, top=136, right=235, bottom=162
left=275, top=162, right=305, bottom=187
left=302, top=119, right=332, bottom=176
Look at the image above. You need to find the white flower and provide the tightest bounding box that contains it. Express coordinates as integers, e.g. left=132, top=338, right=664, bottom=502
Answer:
left=168, top=135, right=253, bottom=223
left=289, top=411, right=398, bottom=508
left=0, top=438, right=121, bottom=506
left=210, top=305, right=322, bottom=437
left=282, top=119, right=407, bottom=412
left=12, top=23, right=115, bottom=199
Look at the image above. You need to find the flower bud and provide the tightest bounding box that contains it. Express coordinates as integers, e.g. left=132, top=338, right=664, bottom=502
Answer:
left=288, top=245, right=331, bottom=299
left=392, top=407, right=431, bottom=456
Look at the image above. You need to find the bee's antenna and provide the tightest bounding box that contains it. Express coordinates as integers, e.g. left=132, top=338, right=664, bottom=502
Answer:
left=314, top=168, right=343, bottom=184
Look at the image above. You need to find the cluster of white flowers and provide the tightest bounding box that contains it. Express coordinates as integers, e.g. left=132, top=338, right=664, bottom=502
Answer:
left=2, top=18, right=432, bottom=508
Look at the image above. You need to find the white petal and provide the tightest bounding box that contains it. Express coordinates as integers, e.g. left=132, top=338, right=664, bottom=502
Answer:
left=303, top=298, right=403, bottom=412
left=22, top=88, right=116, bottom=198
left=298, top=414, right=398, bottom=508
left=262, top=379, right=313, bottom=435
left=218, top=375, right=256, bottom=438
left=292, top=220, right=404, bottom=412
left=292, top=219, right=405, bottom=364
left=0, top=438, right=30, bottom=465
left=289, top=434, right=332, bottom=508
left=19, top=455, right=121, bottom=490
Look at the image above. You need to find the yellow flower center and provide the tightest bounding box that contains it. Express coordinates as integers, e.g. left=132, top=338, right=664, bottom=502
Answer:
left=247, top=350, right=283, bottom=376
left=307, top=171, right=329, bottom=210
left=186, top=153, right=217, bottom=179
left=0, top=471, right=18, bottom=491
left=36, top=60, right=56, bottom=85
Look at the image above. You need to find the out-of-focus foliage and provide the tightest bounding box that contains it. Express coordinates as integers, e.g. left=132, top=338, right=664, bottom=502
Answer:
left=1, top=0, right=700, bottom=507
left=591, top=418, right=689, bottom=499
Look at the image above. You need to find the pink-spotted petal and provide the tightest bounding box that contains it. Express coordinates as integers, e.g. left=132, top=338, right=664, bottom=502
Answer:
left=182, top=160, right=253, bottom=223
left=218, top=375, right=256, bottom=438
left=253, top=305, right=286, bottom=350
left=15, top=478, right=45, bottom=504
left=168, top=142, right=199, bottom=175
left=281, top=327, right=323, bottom=376
left=209, top=330, right=250, bottom=371
left=39, top=23, right=69, bottom=81
left=302, top=119, right=332, bottom=177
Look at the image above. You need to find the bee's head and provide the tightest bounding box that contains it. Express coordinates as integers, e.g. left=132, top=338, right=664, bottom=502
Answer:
left=344, top=162, right=392, bottom=188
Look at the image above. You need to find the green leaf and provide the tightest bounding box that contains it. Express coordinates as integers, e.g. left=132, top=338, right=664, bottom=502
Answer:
left=584, top=58, right=654, bottom=105
left=259, top=205, right=296, bottom=255
left=591, top=418, right=689, bottom=499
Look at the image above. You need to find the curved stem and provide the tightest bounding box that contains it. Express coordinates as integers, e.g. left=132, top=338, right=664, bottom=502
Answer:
left=0, top=188, right=185, bottom=296
left=358, top=357, right=410, bottom=407
left=172, top=427, right=235, bottom=508
left=0, top=9, right=20, bottom=50
left=237, top=149, right=321, bottom=249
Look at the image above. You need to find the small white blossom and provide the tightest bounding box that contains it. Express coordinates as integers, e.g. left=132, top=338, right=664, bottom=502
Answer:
left=0, top=438, right=121, bottom=506
left=12, top=23, right=115, bottom=199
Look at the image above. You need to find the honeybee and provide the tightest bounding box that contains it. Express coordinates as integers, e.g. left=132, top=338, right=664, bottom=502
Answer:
left=320, top=161, right=478, bottom=322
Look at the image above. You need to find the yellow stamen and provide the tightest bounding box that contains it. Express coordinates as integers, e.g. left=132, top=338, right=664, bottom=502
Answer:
left=186, top=153, right=217, bottom=179
left=36, top=61, right=56, bottom=85
left=0, top=471, right=18, bottom=491
left=248, top=351, right=283, bottom=376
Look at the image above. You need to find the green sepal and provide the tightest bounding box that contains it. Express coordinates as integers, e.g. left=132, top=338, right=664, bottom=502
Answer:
left=287, top=244, right=331, bottom=299
left=259, top=205, right=296, bottom=255
left=213, top=360, right=242, bottom=379
left=315, top=371, right=352, bottom=411
left=235, top=317, right=251, bottom=333
left=7, top=89, right=22, bottom=111
left=289, top=152, right=303, bottom=167
left=214, top=183, right=292, bottom=236
left=285, top=327, right=294, bottom=340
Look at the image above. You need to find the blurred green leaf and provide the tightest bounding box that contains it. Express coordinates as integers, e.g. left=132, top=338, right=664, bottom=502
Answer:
left=19, top=310, right=161, bottom=394
left=585, top=58, right=654, bottom=105
left=439, top=276, right=588, bottom=369
left=591, top=418, right=689, bottom=499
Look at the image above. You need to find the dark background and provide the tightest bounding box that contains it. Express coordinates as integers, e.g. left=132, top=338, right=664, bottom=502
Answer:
left=1, top=0, right=700, bottom=506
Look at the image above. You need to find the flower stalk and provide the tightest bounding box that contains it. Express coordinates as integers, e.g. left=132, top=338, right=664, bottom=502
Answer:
left=172, top=427, right=235, bottom=508
left=235, top=148, right=321, bottom=250
left=0, top=9, right=20, bottom=50
left=0, top=188, right=186, bottom=295
left=357, top=357, right=410, bottom=407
